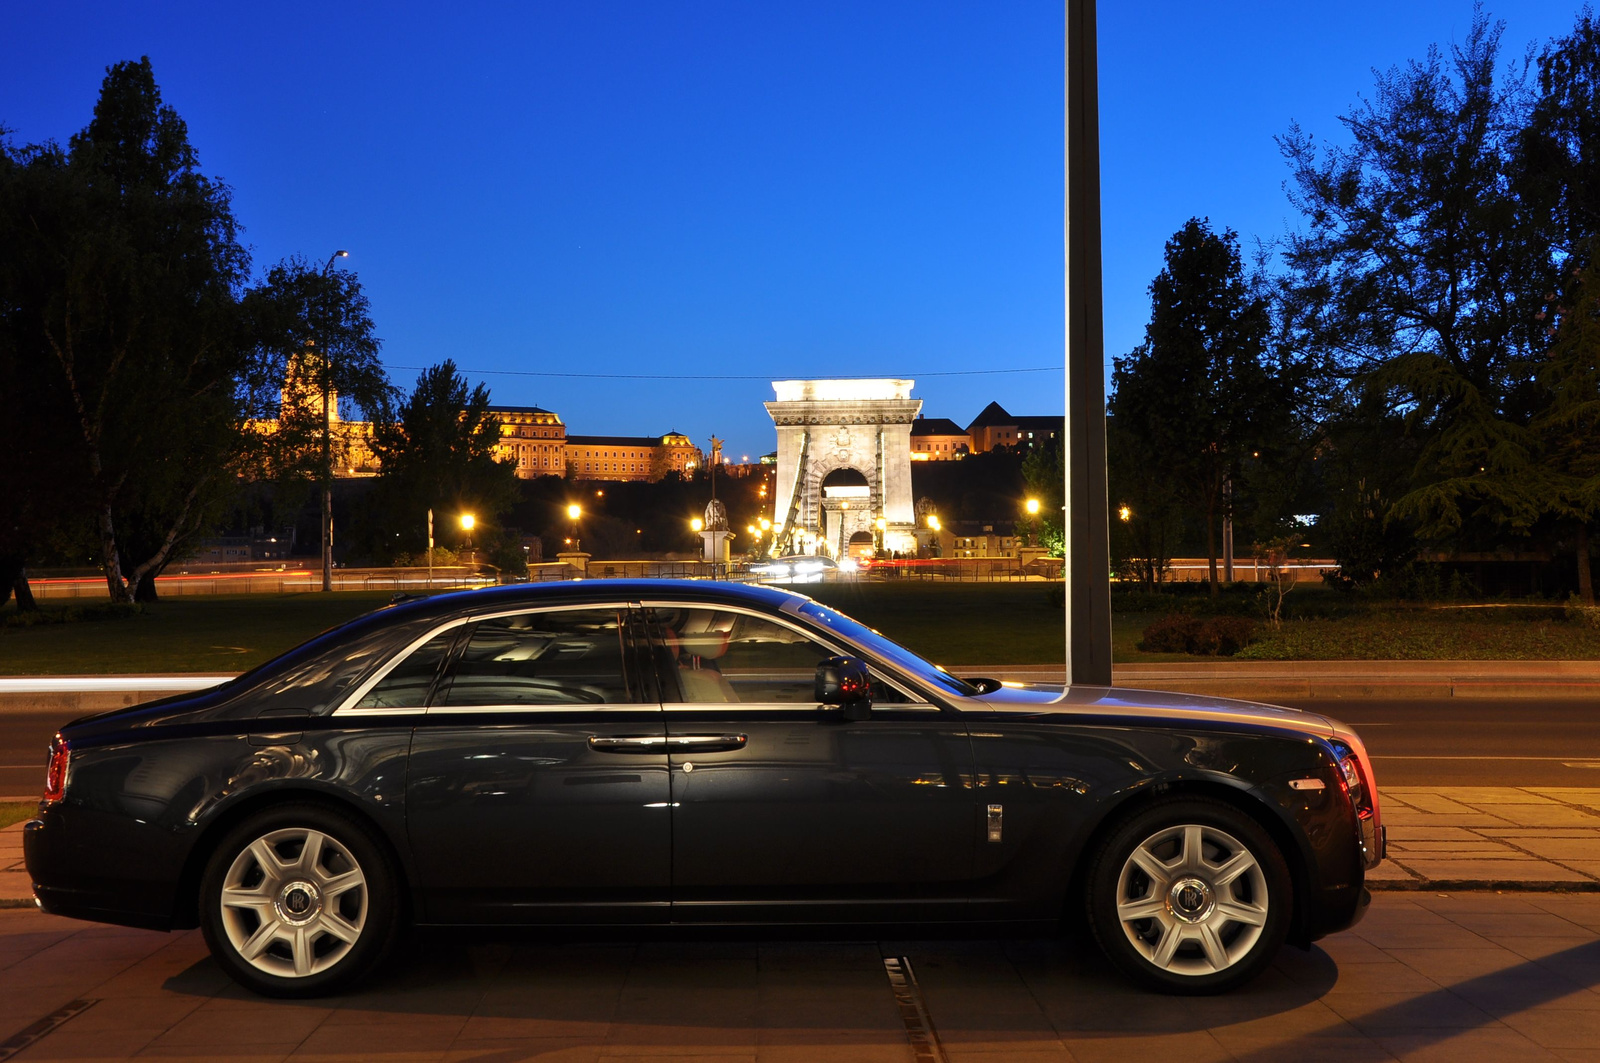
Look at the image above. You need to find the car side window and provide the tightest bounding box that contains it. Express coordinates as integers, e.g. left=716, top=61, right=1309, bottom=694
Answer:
left=435, top=608, right=637, bottom=707
left=652, top=608, right=912, bottom=705
left=354, top=629, right=457, bottom=709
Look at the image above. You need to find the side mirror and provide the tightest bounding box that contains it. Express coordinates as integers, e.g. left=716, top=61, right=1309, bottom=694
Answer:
left=815, top=655, right=872, bottom=720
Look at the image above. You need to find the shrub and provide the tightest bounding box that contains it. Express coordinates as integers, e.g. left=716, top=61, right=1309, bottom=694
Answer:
left=1193, top=616, right=1257, bottom=656
left=1138, top=613, right=1256, bottom=655
left=1138, top=614, right=1202, bottom=653
left=1566, top=595, right=1600, bottom=628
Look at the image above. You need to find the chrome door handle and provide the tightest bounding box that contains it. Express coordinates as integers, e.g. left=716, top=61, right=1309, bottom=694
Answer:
left=670, top=733, right=748, bottom=752
left=588, top=735, right=669, bottom=752
left=588, top=734, right=748, bottom=753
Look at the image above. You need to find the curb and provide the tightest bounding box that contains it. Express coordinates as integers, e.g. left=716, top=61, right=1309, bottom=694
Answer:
left=1368, top=878, right=1600, bottom=893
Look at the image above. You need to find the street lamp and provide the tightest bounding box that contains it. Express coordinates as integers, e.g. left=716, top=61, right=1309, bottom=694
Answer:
left=459, top=512, right=476, bottom=564
left=566, top=503, right=582, bottom=552
left=927, top=514, right=941, bottom=532
left=1118, top=505, right=1133, bottom=523
left=318, top=249, right=351, bottom=593
left=1025, top=498, right=1041, bottom=515
left=691, top=517, right=704, bottom=533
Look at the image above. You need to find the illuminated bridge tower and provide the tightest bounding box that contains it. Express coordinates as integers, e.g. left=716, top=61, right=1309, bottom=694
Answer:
left=765, top=379, right=921, bottom=558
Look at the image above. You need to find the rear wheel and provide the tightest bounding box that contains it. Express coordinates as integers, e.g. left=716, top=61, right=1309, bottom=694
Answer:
left=200, top=803, right=399, bottom=997
left=1086, top=797, right=1291, bottom=994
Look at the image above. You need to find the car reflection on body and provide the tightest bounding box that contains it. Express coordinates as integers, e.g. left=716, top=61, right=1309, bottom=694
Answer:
left=750, top=554, right=854, bottom=582
left=24, top=579, right=1383, bottom=998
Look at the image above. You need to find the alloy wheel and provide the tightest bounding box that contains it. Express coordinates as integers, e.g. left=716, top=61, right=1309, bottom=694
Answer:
left=1114, top=823, right=1269, bottom=976
left=217, top=827, right=368, bottom=979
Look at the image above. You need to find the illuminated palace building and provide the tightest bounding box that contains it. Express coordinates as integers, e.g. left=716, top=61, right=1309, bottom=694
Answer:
left=909, top=401, right=1060, bottom=460
left=492, top=406, right=702, bottom=481
left=256, top=388, right=704, bottom=483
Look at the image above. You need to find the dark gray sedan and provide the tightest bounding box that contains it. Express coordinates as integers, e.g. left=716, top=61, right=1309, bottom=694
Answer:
left=24, top=580, right=1383, bottom=996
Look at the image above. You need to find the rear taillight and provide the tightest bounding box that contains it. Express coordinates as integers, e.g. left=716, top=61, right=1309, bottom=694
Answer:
left=42, top=733, right=69, bottom=803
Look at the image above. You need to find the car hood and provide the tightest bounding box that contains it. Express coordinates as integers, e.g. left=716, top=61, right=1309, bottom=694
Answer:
left=971, top=681, right=1337, bottom=739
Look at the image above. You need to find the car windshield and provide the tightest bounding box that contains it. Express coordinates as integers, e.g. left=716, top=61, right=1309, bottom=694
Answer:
left=796, top=600, right=977, bottom=697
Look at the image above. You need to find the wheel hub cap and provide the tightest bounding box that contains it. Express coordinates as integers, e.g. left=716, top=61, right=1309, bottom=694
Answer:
left=1167, top=877, right=1215, bottom=923
left=274, top=880, right=322, bottom=925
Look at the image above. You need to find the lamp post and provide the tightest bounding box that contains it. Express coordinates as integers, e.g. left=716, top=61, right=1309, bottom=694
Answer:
left=318, top=249, right=350, bottom=593
left=566, top=504, right=582, bottom=552
left=460, top=512, right=476, bottom=565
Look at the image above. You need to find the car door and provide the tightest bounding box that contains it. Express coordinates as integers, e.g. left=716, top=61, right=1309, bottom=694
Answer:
left=644, top=602, right=977, bottom=924
left=404, top=603, right=671, bottom=924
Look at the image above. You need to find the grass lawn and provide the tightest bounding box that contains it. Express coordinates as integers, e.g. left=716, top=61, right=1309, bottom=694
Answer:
left=803, top=582, right=1064, bottom=665
left=0, top=593, right=394, bottom=675
left=5, top=583, right=1600, bottom=676
left=0, top=802, right=36, bottom=830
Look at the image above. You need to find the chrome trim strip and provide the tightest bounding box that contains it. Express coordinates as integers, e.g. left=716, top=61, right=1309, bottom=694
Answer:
left=1288, top=778, right=1326, bottom=791
left=422, top=703, right=657, bottom=714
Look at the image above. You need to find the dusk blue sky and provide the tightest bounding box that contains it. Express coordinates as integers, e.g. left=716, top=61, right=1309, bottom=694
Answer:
left=3, top=2, right=1587, bottom=459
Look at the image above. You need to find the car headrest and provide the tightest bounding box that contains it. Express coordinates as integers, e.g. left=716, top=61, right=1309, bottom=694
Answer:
left=678, top=629, right=730, bottom=660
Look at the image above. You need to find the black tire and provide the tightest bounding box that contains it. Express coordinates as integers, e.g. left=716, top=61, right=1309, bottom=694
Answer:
left=1085, top=796, right=1292, bottom=995
left=199, top=802, right=401, bottom=997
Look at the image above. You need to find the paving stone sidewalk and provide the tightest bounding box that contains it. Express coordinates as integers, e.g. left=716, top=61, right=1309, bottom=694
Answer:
left=4, top=894, right=1600, bottom=1061
left=1, top=818, right=26, bottom=907
left=1373, top=787, right=1600, bottom=891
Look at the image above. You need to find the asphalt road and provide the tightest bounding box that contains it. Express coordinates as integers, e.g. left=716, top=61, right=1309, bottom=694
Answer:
left=3, top=697, right=1598, bottom=798
left=1280, top=697, right=1600, bottom=788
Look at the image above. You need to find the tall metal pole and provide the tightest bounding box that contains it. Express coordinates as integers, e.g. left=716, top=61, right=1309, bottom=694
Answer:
left=1065, top=0, right=1112, bottom=684
left=319, top=250, right=349, bottom=593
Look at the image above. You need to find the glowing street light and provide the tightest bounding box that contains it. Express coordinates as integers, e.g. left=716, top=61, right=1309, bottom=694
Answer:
left=459, top=513, right=475, bottom=531
left=759, top=518, right=771, bottom=530
left=565, top=504, right=582, bottom=553
left=927, top=515, right=941, bottom=532
left=1025, top=498, right=1041, bottom=515
left=1118, top=505, right=1133, bottom=522
left=691, top=517, right=704, bottom=532
left=874, top=516, right=887, bottom=531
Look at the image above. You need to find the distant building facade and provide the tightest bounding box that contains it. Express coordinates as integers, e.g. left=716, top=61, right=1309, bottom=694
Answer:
left=940, top=521, right=1020, bottom=559
left=909, top=416, right=971, bottom=461
left=964, top=402, right=1062, bottom=454
left=564, top=432, right=701, bottom=481
left=491, top=405, right=567, bottom=477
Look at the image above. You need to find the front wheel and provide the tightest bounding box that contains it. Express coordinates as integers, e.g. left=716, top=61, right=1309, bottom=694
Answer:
left=199, top=803, right=400, bottom=997
left=1086, top=797, right=1291, bottom=994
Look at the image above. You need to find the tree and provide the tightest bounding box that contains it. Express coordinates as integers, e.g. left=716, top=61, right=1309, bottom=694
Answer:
left=1105, top=416, right=1182, bottom=587
left=365, top=361, right=519, bottom=562
left=1020, top=435, right=1064, bottom=556
left=1527, top=249, right=1600, bottom=601
left=1110, top=218, right=1288, bottom=594
left=1520, top=12, right=1600, bottom=272
left=1, top=58, right=255, bottom=603
left=1278, top=13, right=1551, bottom=557
left=244, top=255, right=391, bottom=587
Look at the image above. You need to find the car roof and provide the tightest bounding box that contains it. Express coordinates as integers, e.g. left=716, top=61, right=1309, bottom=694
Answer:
left=385, top=578, right=816, bottom=624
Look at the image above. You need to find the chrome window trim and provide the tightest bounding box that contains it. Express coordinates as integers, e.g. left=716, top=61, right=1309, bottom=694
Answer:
left=424, top=704, right=662, bottom=716
left=332, top=601, right=640, bottom=717
left=638, top=599, right=929, bottom=706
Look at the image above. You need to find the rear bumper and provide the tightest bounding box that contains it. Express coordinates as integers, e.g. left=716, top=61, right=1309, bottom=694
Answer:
left=23, top=815, right=178, bottom=931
